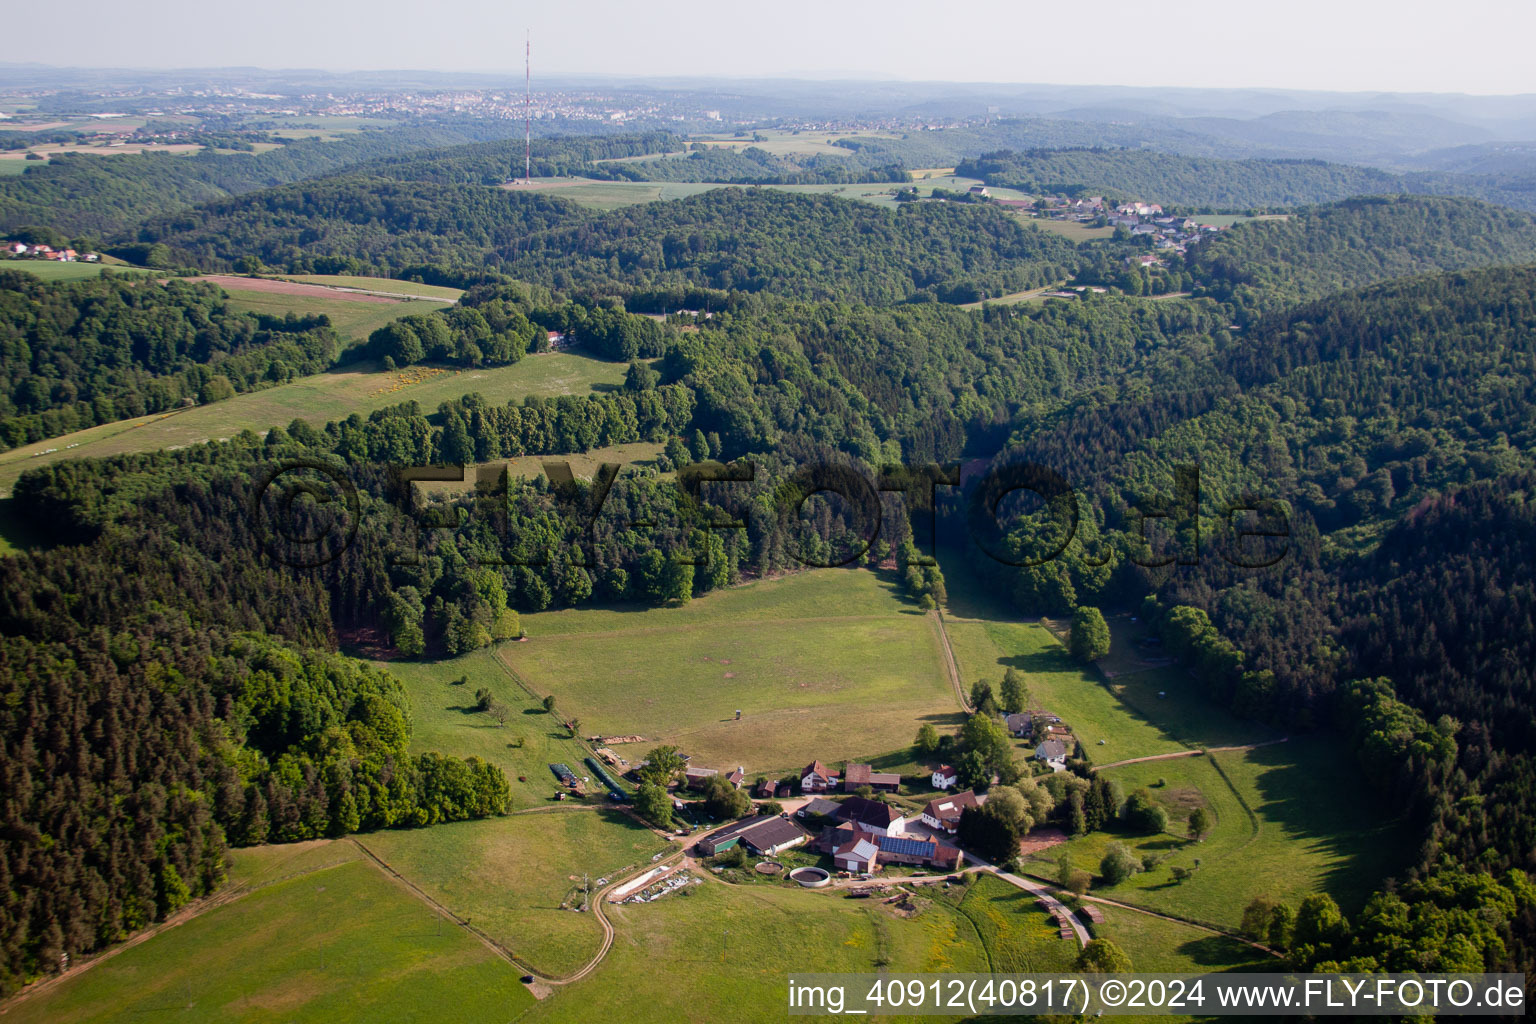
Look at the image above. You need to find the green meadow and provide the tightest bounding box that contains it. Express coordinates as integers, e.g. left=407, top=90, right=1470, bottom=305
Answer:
left=501, top=569, right=962, bottom=774
left=0, top=351, right=627, bottom=494
left=358, top=810, right=670, bottom=978
left=3, top=842, right=530, bottom=1024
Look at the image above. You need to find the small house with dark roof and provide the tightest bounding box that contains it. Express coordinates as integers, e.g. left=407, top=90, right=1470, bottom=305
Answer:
left=833, top=796, right=906, bottom=836
left=921, top=790, right=980, bottom=834
left=1004, top=712, right=1032, bottom=738
left=931, top=765, right=958, bottom=790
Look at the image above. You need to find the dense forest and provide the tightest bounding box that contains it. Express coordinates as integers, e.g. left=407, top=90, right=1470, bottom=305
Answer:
left=0, top=272, right=341, bottom=449
left=130, top=185, right=1081, bottom=303
left=1187, top=195, right=1536, bottom=314
left=957, top=148, right=1404, bottom=209
left=0, top=130, right=677, bottom=241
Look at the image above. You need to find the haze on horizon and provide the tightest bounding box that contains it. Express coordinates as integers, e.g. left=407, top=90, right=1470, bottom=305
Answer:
left=5, top=0, right=1535, bottom=97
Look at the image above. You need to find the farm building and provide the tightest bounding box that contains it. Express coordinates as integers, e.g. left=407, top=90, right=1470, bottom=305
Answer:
left=843, top=763, right=900, bottom=793
left=828, top=826, right=962, bottom=872
left=921, top=790, right=980, bottom=834
left=797, top=797, right=842, bottom=820
left=800, top=760, right=839, bottom=792
left=684, top=766, right=719, bottom=790
left=833, top=834, right=880, bottom=873
left=1004, top=713, right=1032, bottom=738
left=833, top=797, right=906, bottom=836
left=695, top=815, right=808, bottom=857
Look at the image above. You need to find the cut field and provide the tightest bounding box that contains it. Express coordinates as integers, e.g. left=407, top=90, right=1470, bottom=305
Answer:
left=502, top=569, right=963, bottom=773
left=528, top=876, right=989, bottom=1024
left=0, top=351, right=627, bottom=494
left=357, top=809, right=669, bottom=978
left=2, top=840, right=530, bottom=1024
left=273, top=274, right=465, bottom=301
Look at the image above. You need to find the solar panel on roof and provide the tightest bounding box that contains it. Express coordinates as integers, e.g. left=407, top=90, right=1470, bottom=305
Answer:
left=876, top=836, right=934, bottom=857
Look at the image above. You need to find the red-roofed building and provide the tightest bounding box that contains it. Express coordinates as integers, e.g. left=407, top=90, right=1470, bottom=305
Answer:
left=843, top=763, right=900, bottom=793
left=800, top=760, right=838, bottom=793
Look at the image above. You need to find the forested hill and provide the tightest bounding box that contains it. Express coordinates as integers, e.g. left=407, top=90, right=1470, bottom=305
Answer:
left=967, top=263, right=1536, bottom=966
left=957, top=148, right=1403, bottom=209
left=127, top=177, right=589, bottom=280
left=0, top=127, right=480, bottom=238
left=502, top=188, right=1080, bottom=303
left=134, top=185, right=1081, bottom=304
left=0, top=273, right=341, bottom=450
left=0, top=131, right=678, bottom=241
left=1189, top=195, right=1536, bottom=314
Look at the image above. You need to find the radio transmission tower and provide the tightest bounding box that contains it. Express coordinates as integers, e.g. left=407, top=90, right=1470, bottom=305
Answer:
left=524, top=32, right=532, bottom=185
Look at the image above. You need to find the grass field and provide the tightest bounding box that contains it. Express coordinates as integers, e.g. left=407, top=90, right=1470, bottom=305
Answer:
left=1090, top=903, right=1269, bottom=973
left=0, top=351, right=627, bottom=495
left=274, top=274, right=465, bottom=301
left=501, top=569, right=963, bottom=774
left=0, top=261, right=159, bottom=283
left=954, top=874, right=1078, bottom=973
left=359, top=809, right=670, bottom=977
left=378, top=648, right=600, bottom=812
left=4, top=841, right=530, bottom=1024
left=213, top=285, right=450, bottom=344
left=1025, top=216, right=1117, bottom=242
left=530, top=877, right=990, bottom=1024
left=1027, top=736, right=1409, bottom=929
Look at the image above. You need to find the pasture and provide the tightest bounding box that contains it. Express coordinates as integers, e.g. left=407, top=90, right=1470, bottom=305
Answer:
left=0, top=261, right=159, bottom=283
left=3, top=842, right=530, bottom=1024
left=0, top=351, right=627, bottom=494
left=358, top=809, right=670, bottom=978
left=500, top=569, right=963, bottom=774
left=203, top=276, right=452, bottom=343
left=378, top=648, right=600, bottom=812
left=529, top=876, right=990, bottom=1023
left=1026, top=736, right=1409, bottom=929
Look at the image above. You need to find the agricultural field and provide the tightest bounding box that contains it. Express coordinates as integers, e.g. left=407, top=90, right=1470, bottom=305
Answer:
left=505, top=177, right=724, bottom=211
left=0, top=261, right=159, bottom=283
left=358, top=809, right=670, bottom=978
left=502, top=569, right=963, bottom=773
left=952, top=874, right=1078, bottom=973
left=195, top=275, right=453, bottom=343
left=0, top=351, right=627, bottom=494
left=272, top=274, right=465, bottom=301
left=1026, top=737, right=1410, bottom=929
left=378, top=648, right=600, bottom=812
left=529, top=877, right=990, bottom=1024
left=1024, top=215, right=1117, bottom=242
left=3, top=841, right=530, bottom=1024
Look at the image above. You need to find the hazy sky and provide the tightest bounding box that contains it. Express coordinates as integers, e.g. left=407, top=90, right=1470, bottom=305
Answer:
left=7, top=0, right=1536, bottom=95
